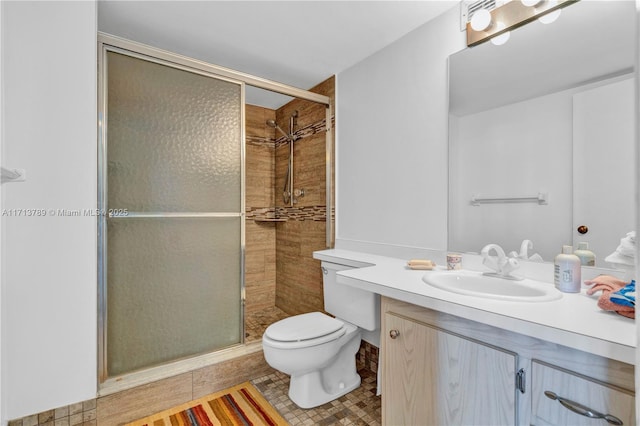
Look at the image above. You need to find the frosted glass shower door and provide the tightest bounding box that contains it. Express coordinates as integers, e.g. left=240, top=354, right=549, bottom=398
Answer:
left=101, top=50, right=244, bottom=378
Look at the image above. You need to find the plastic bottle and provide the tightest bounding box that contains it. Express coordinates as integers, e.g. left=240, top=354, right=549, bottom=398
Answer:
left=554, top=245, right=581, bottom=293
left=574, top=242, right=596, bottom=266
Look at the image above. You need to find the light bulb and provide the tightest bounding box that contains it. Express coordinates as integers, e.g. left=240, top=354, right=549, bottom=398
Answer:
left=470, top=9, right=492, bottom=31
left=539, top=0, right=561, bottom=24
left=490, top=22, right=510, bottom=46
left=491, top=31, right=511, bottom=45
left=539, top=8, right=561, bottom=24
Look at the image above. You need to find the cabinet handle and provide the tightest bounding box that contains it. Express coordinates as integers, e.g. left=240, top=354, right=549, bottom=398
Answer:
left=516, top=368, right=526, bottom=394
left=389, top=329, right=400, bottom=339
left=544, top=391, right=623, bottom=425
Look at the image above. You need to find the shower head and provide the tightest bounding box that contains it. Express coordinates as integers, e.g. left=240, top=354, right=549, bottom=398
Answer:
left=266, top=119, right=293, bottom=141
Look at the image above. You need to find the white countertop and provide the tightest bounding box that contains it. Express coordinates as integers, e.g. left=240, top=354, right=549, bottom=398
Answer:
left=314, top=249, right=636, bottom=365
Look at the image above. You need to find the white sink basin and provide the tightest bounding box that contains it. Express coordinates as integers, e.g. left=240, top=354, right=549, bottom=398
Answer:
left=422, top=270, right=562, bottom=302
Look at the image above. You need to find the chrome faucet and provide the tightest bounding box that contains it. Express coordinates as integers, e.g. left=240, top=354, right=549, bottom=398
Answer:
left=481, top=244, right=522, bottom=280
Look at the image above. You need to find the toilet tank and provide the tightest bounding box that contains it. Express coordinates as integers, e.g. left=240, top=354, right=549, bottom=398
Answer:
left=321, top=261, right=380, bottom=331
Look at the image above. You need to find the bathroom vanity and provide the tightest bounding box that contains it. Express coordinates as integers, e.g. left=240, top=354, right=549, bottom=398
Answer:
left=382, top=297, right=633, bottom=425
left=313, top=249, right=636, bottom=426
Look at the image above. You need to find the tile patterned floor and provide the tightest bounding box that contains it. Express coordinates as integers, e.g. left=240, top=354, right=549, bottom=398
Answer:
left=252, top=369, right=381, bottom=426
left=245, top=306, right=291, bottom=343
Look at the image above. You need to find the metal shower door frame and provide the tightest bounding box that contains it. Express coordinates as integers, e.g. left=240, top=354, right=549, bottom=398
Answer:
left=97, top=33, right=334, bottom=387
left=98, top=36, right=247, bottom=383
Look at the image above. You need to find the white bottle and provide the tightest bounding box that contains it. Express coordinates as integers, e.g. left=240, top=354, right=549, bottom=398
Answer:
left=574, top=242, right=596, bottom=266
left=554, top=245, right=581, bottom=293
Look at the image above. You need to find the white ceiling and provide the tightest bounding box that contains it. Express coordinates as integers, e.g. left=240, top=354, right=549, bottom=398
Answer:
left=98, top=0, right=459, bottom=108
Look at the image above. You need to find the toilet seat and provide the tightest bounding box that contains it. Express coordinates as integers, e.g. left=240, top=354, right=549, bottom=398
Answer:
left=263, top=312, right=346, bottom=349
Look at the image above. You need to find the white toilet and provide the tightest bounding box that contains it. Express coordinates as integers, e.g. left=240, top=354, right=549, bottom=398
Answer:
left=262, top=261, right=380, bottom=408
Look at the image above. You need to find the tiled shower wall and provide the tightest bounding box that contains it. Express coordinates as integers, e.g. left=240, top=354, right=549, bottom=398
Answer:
left=246, top=76, right=335, bottom=316
left=275, top=76, right=335, bottom=315
left=245, top=105, right=278, bottom=314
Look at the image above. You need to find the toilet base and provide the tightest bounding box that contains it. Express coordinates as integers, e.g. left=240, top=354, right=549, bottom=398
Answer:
left=287, top=332, right=362, bottom=409
left=289, top=369, right=361, bottom=409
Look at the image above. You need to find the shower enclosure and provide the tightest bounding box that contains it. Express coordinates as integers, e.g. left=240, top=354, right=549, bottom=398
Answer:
left=97, top=34, right=332, bottom=388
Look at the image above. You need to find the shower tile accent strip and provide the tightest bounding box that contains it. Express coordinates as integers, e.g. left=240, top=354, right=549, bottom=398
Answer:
left=273, top=116, right=335, bottom=148
left=246, top=205, right=328, bottom=222
left=247, top=115, right=334, bottom=149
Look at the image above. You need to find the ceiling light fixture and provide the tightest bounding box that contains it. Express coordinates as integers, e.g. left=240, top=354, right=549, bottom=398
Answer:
left=466, top=0, right=577, bottom=46
left=469, top=8, right=512, bottom=46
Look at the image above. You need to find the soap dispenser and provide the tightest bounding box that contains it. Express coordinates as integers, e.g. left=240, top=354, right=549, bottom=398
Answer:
left=554, top=245, right=581, bottom=293
left=574, top=242, right=596, bottom=266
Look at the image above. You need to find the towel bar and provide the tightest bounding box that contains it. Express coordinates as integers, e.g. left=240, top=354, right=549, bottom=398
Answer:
left=471, top=192, right=547, bottom=206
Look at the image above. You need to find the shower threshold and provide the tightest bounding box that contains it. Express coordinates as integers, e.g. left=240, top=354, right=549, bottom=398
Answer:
left=98, top=341, right=263, bottom=397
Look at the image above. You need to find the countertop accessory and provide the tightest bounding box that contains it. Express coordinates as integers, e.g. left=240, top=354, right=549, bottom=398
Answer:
left=446, top=253, right=462, bottom=270
left=574, top=242, right=596, bottom=266
left=407, top=259, right=436, bottom=270
left=554, top=245, right=580, bottom=293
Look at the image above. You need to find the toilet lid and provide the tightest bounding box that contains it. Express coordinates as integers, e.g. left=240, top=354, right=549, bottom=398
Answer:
left=264, top=312, right=344, bottom=342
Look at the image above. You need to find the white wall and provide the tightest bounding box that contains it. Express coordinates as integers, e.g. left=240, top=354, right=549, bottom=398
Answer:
left=449, top=89, right=574, bottom=261
left=0, top=1, right=4, bottom=423
left=573, top=77, right=636, bottom=267
left=336, top=5, right=465, bottom=255
left=2, top=1, right=97, bottom=420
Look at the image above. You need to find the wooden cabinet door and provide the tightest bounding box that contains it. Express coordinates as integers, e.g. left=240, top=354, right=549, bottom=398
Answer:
left=383, top=312, right=518, bottom=425
left=531, top=360, right=634, bottom=426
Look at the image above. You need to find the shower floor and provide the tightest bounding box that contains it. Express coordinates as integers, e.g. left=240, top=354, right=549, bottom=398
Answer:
left=245, top=305, right=290, bottom=343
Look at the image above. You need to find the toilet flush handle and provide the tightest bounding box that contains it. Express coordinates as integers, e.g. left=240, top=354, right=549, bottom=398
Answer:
left=322, top=267, right=328, bottom=275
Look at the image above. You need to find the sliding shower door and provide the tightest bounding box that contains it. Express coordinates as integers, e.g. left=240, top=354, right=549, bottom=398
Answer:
left=98, top=46, right=244, bottom=379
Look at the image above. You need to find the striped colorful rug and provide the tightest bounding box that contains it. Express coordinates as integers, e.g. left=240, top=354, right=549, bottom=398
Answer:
left=125, top=382, right=288, bottom=426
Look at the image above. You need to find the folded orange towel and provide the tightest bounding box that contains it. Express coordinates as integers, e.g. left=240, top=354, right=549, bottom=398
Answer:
left=584, top=275, right=635, bottom=319
left=584, top=275, right=627, bottom=293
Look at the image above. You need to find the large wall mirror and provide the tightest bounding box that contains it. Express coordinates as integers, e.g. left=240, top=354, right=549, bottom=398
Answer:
left=448, top=0, right=636, bottom=267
